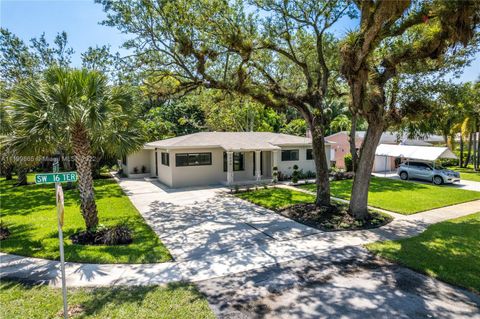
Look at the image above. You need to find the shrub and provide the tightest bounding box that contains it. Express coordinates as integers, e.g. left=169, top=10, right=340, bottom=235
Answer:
left=440, top=158, right=459, bottom=167
left=305, top=170, right=316, bottom=178
left=0, top=221, right=10, bottom=241
left=262, top=183, right=268, bottom=189
left=141, top=165, right=147, bottom=173
left=102, top=224, right=133, bottom=245
left=133, top=167, right=139, bottom=174
left=291, top=165, right=300, bottom=183
left=277, top=171, right=289, bottom=181
left=330, top=171, right=354, bottom=181
left=272, top=166, right=279, bottom=183
left=344, top=154, right=353, bottom=172
left=70, top=224, right=133, bottom=246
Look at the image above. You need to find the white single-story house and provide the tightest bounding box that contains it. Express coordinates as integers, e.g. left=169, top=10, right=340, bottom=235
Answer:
left=122, top=132, right=333, bottom=187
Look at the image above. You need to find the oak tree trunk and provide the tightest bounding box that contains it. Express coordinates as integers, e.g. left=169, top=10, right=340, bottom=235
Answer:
left=348, top=122, right=384, bottom=220
left=309, top=117, right=331, bottom=207
left=72, top=124, right=99, bottom=230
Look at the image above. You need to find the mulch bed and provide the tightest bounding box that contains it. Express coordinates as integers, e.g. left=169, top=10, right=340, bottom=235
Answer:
left=277, top=203, right=392, bottom=231
left=70, top=225, right=133, bottom=246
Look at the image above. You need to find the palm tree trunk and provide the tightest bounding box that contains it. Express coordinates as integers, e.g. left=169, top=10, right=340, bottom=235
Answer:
left=464, top=132, right=473, bottom=167
left=349, top=122, right=384, bottom=220
left=4, top=164, right=13, bottom=180
left=61, top=151, right=75, bottom=190
left=476, top=132, right=480, bottom=171
left=72, top=124, right=98, bottom=230
left=15, top=167, right=28, bottom=186
left=474, top=127, right=479, bottom=171
left=459, top=135, right=464, bottom=167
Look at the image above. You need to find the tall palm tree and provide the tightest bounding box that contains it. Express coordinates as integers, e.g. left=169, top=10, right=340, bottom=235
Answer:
left=9, top=67, right=144, bottom=230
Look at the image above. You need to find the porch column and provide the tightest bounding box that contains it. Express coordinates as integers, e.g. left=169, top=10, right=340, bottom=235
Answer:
left=272, top=150, right=279, bottom=169
left=255, top=150, right=261, bottom=181
left=226, top=151, right=234, bottom=185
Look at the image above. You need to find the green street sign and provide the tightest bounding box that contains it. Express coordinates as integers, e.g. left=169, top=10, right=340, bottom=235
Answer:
left=35, top=172, right=78, bottom=184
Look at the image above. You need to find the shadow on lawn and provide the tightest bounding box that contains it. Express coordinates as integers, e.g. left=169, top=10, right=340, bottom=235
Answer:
left=77, top=282, right=205, bottom=317
left=1, top=280, right=206, bottom=318
left=373, top=217, right=480, bottom=294
left=0, top=178, right=124, bottom=217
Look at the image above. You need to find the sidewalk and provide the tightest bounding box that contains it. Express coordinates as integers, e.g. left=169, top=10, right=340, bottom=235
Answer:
left=2, top=199, right=479, bottom=288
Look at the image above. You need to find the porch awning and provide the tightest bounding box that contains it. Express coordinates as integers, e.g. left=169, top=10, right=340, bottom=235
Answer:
left=375, top=144, right=457, bottom=161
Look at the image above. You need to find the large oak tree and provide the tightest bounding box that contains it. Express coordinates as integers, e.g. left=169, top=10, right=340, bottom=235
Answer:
left=340, top=0, right=479, bottom=218
left=98, top=0, right=355, bottom=207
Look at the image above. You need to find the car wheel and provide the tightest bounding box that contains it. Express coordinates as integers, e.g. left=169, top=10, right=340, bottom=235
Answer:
left=400, top=171, right=408, bottom=180
left=433, top=176, right=443, bottom=185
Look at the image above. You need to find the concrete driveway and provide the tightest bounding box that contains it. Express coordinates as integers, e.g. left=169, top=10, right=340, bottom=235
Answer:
left=118, top=178, right=320, bottom=261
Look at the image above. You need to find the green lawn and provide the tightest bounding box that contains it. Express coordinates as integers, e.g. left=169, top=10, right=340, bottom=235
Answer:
left=298, top=176, right=480, bottom=214
left=0, top=176, right=171, bottom=263
left=455, top=166, right=480, bottom=182
left=236, top=187, right=315, bottom=210
left=0, top=281, right=214, bottom=319
left=367, top=212, right=480, bottom=293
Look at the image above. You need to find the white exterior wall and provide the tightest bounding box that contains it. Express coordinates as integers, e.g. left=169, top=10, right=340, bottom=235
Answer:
left=167, top=149, right=278, bottom=187
left=170, top=148, right=226, bottom=188
left=156, top=149, right=173, bottom=187
left=277, top=145, right=330, bottom=176
left=127, top=144, right=332, bottom=187
left=150, top=150, right=157, bottom=177
left=126, top=150, right=152, bottom=177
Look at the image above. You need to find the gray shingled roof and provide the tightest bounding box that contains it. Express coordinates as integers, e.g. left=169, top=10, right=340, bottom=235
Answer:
left=145, top=132, right=327, bottom=151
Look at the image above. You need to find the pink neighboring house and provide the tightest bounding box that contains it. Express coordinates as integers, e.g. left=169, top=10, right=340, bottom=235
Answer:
left=325, top=131, right=444, bottom=171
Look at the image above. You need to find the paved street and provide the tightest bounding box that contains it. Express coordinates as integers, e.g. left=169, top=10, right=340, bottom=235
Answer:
left=197, top=246, right=480, bottom=319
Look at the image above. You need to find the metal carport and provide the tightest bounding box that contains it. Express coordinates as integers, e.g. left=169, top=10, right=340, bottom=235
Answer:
left=375, top=144, right=457, bottom=179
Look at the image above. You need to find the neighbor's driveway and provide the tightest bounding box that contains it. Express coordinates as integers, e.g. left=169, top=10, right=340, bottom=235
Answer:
left=118, top=178, right=320, bottom=261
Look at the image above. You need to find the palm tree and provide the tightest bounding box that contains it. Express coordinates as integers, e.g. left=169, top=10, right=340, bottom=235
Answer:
left=9, top=67, right=144, bottom=230
left=330, top=114, right=351, bottom=133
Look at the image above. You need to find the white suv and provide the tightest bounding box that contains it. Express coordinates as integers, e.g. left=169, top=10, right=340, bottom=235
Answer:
left=397, top=161, right=460, bottom=185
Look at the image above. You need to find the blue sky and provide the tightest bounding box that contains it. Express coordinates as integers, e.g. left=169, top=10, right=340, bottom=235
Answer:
left=1, top=0, right=478, bottom=83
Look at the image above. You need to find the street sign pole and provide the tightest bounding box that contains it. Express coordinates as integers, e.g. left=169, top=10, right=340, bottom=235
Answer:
left=35, top=163, right=77, bottom=318
left=53, top=160, right=68, bottom=319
